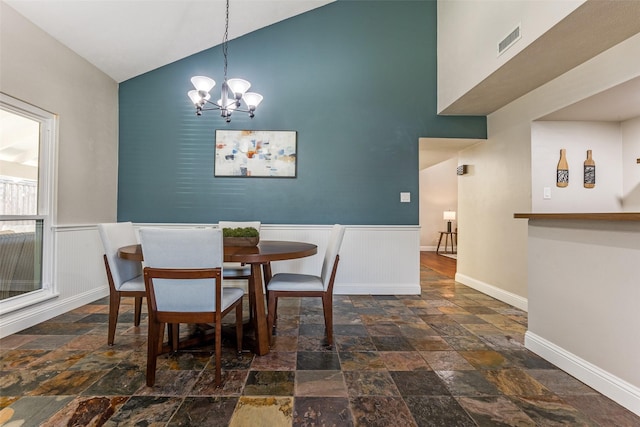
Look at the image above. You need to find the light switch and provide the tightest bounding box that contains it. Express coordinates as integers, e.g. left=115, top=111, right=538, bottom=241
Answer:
left=400, top=192, right=411, bottom=203
left=543, top=187, right=551, bottom=200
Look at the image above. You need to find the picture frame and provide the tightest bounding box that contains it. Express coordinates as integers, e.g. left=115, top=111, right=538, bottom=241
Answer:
left=214, top=130, right=297, bottom=178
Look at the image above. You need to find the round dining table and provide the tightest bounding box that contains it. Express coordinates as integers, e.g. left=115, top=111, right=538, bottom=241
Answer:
left=118, top=240, right=317, bottom=356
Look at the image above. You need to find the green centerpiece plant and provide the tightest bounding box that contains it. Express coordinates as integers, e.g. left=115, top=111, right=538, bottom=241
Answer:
left=222, top=227, right=260, bottom=246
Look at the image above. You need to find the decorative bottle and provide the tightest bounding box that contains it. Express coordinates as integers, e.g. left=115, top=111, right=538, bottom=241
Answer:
left=556, top=149, right=568, bottom=187
left=584, top=150, right=595, bottom=188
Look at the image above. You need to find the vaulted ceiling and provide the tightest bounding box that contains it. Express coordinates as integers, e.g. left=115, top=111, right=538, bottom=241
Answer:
left=4, top=0, right=334, bottom=83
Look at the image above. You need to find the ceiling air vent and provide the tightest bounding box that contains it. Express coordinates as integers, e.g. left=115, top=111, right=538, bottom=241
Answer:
left=498, top=24, right=521, bottom=56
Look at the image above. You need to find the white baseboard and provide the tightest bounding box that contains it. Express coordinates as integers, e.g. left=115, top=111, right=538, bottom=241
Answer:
left=526, top=331, right=640, bottom=417
left=455, top=273, right=528, bottom=312
left=420, top=246, right=437, bottom=252
left=0, top=287, right=108, bottom=337
left=335, top=283, right=421, bottom=295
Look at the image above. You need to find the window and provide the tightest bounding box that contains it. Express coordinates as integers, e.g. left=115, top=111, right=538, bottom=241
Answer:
left=0, top=93, right=56, bottom=309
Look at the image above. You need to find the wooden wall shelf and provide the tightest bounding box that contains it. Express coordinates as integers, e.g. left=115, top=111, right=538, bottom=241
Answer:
left=514, top=212, right=640, bottom=221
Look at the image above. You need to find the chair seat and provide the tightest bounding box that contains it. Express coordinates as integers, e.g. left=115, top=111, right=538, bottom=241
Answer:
left=118, top=275, right=145, bottom=292
left=220, top=287, right=245, bottom=310
left=267, top=273, right=324, bottom=292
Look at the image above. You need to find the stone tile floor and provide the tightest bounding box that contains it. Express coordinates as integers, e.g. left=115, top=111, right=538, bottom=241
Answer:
left=1, top=266, right=639, bottom=426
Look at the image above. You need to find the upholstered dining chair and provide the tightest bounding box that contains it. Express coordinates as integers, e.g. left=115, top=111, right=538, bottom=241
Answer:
left=139, top=227, right=243, bottom=387
left=218, top=221, right=261, bottom=322
left=266, top=224, right=345, bottom=346
left=98, top=222, right=145, bottom=346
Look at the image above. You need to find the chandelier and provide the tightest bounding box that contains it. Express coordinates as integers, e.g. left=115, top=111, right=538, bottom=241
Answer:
left=187, top=0, right=263, bottom=123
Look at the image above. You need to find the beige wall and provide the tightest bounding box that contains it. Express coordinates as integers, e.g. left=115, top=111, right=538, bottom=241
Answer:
left=527, top=219, right=640, bottom=414
left=455, top=32, right=640, bottom=305
left=531, top=121, right=623, bottom=213
left=0, top=2, right=119, bottom=224
left=456, top=122, right=531, bottom=303
left=622, top=117, right=640, bottom=210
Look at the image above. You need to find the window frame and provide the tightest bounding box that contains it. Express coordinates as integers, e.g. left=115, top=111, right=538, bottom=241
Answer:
left=0, top=93, right=58, bottom=313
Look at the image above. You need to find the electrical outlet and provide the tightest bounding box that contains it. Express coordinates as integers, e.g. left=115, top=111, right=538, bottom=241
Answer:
left=400, top=192, right=411, bottom=203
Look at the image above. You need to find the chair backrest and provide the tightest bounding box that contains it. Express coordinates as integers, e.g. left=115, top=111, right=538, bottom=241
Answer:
left=139, top=228, right=224, bottom=312
left=320, top=224, right=346, bottom=291
left=98, top=222, right=141, bottom=289
left=218, top=221, right=261, bottom=233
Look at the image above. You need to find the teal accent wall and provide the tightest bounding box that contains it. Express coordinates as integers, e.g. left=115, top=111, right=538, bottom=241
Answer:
left=118, top=0, right=486, bottom=225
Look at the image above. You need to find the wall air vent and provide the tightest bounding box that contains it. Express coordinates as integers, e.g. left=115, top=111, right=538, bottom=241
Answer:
left=498, top=24, right=521, bottom=56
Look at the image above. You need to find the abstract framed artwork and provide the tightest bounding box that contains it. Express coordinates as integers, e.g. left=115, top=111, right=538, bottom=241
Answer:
left=214, top=130, right=297, bottom=178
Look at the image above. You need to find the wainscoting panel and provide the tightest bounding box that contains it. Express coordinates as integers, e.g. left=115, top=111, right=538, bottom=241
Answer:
left=55, top=225, right=107, bottom=301
left=0, top=225, right=108, bottom=337
left=1, top=223, right=420, bottom=337
left=259, top=225, right=421, bottom=295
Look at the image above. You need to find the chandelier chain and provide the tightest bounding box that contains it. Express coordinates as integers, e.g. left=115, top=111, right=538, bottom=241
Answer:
left=222, top=0, right=229, bottom=80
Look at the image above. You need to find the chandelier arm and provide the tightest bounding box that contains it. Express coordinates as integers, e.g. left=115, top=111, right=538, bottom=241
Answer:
left=199, top=102, right=253, bottom=115
left=201, top=98, right=222, bottom=108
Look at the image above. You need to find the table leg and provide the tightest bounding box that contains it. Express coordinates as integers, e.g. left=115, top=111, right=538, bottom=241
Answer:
left=436, top=232, right=444, bottom=254
left=251, top=263, right=270, bottom=355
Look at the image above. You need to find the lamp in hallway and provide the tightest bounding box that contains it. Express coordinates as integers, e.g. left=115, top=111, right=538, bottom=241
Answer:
left=187, top=0, right=263, bottom=123
left=443, top=210, right=456, bottom=233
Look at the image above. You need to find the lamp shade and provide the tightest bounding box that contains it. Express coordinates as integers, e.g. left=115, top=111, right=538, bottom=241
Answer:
left=187, top=90, right=201, bottom=105
left=242, top=92, right=263, bottom=109
left=443, top=211, right=456, bottom=221
left=227, top=78, right=251, bottom=95
left=188, top=90, right=210, bottom=105
left=191, top=75, right=216, bottom=93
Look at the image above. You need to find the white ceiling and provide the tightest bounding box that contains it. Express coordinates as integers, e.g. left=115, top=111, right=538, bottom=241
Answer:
left=4, top=0, right=334, bottom=83
left=538, top=75, right=640, bottom=122
left=418, top=138, right=483, bottom=170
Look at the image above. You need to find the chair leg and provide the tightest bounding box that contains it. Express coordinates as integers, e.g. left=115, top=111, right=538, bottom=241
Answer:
left=134, top=296, right=143, bottom=326
left=248, top=276, right=256, bottom=325
left=146, top=320, right=163, bottom=386
left=167, top=323, right=179, bottom=352
left=107, top=291, right=121, bottom=346
left=267, top=291, right=277, bottom=337
left=236, top=301, right=243, bottom=354
left=322, top=293, right=334, bottom=346
left=215, top=315, right=222, bottom=387
left=273, top=294, right=278, bottom=324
